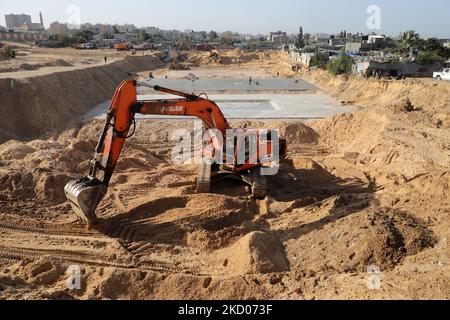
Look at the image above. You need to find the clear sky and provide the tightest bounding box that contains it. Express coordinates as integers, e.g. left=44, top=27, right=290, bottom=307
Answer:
left=0, top=0, right=449, bottom=38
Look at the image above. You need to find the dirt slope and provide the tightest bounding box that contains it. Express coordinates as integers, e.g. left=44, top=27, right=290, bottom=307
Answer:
left=0, top=55, right=164, bottom=143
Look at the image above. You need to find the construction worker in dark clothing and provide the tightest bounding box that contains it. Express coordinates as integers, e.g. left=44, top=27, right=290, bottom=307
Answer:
left=104, top=56, right=108, bottom=64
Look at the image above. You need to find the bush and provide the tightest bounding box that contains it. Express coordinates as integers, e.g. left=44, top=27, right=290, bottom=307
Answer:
left=327, top=54, right=354, bottom=75
left=416, top=51, right=444, bottom=65
left=302, top=45, right=317, bottom=53
left=310, top=52, right=328, bottom=69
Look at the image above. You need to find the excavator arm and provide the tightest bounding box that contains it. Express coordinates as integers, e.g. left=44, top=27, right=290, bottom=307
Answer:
left=65, top=80, right=231, bottom=226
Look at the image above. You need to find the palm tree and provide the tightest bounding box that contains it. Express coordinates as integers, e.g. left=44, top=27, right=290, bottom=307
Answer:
left=400, top=30, right=420, bottom=48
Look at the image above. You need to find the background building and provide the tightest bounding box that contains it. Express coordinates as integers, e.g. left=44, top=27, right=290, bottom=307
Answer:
left=269, top=31, right=288, bottom=44
left=48, top=22, right=69, bottom=34
left=5, top=14, right=32, bottom=29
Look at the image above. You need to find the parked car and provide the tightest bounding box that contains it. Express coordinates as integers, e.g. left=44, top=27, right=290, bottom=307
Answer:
left=433, top=68, right=450, bottom=81
left=84, top=43, right=97, bottom=50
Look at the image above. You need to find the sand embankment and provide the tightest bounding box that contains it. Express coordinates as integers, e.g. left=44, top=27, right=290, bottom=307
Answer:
left=0, top=55, right=164, bottom=143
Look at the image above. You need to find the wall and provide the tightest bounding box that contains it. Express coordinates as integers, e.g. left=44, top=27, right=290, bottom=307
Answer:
left=289, top=50, right=315, bottom=67
left=0, top=31, right=49, bottom=41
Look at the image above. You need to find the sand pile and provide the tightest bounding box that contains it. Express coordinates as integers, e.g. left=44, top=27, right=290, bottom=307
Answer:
left=220, top=231, right=290, bottom=275
left=187, top=49, right=280, bottom=67
left=284, top=207, right=436, bottom=273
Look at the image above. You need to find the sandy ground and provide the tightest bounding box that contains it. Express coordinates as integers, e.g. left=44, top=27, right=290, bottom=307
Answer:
left=0, top=48, right=449, bottom=300
left=0, top=46, right=153, bottom=79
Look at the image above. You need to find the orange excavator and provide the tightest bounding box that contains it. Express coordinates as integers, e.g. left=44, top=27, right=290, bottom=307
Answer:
left=64, top=80, right=287, bottom=227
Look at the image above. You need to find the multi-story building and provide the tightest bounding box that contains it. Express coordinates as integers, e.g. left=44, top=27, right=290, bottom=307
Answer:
left=268, top=31, right=288, bottom=44
left=145, top=27, right=159, bottom=35
left=17, top=22, right=45, bottom=32
left=48, top=21, right=70, bottom=34
left=81, top=23, right=115, bottom=36
left=5, top=13, right=32, bottom=29
left=115, top=24, right=137, bottom=33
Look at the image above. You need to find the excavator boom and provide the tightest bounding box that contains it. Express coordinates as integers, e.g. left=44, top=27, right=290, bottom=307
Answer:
left=65, top=80, right=286, bottom=227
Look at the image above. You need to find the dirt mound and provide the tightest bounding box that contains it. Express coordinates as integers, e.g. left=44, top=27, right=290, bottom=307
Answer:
left=91, top=268, right=160, bottom=300
left=279, top=122, right=319, bottom=145
left=221, top=232, right=289, bottom=275
left=48, top=59, right=73, bottom=67
left=19, top=63, right=42, bottom=71
left=310, top=109, right=388, bottom=153
left=187, top=49, right=273, bottom=67
left=169, top=62, right=191, bottom=70
left=22, top=257, right=66, bottom=286
left=0, top=140, right=37, bottom=160
left=0, top=135, right=93, bottom=207
left=286, top=207, right=436, bottom=273
left=0, top=168, right=73, bottom=204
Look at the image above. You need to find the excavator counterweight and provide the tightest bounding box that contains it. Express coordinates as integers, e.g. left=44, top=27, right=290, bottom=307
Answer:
left=64, top=80, right=287, bottom=227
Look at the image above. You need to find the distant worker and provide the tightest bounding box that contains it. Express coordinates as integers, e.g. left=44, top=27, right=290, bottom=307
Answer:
left=249, top=77, right=252, bottom=84
left=104, top=56, right=107, bottom=64
left=149, top=72, right=154, bottom=79
left=277, top=72, right=280, bottom=78
left=165, top=75, right=168, bottom=79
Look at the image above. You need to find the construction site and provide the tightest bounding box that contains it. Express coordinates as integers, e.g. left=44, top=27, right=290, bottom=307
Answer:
left=0, top=45, right=449, bottom=300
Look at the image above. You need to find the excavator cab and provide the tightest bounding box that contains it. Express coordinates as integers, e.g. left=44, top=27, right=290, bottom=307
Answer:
left=64, top=80, right=287, bottom=227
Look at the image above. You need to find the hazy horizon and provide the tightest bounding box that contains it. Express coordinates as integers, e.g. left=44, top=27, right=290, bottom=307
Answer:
left=1, top=0, right=449, bottom=38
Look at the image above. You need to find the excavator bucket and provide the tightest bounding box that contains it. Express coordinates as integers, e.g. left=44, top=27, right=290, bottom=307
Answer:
left=64, top=177, right=107, bottom=227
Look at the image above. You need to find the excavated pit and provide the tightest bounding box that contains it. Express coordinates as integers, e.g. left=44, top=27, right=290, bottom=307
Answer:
left=0, top=50, right=449, bottom=300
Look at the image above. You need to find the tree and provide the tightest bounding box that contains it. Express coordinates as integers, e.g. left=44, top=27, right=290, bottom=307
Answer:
left=302, top=45, right=317, bottom=53
left=327, top=52, right=354, bottom=75
left=219, top=31, right=236, bottom=45
left=209, top=30, right=218, bottom=41
left=56, top=34, right=75, bottom=46
left=304, top=33, right=311, bottom=44
left=295, top=27, right=305, bottom=49
left=74, top=30, right=94, bottom=43
left=140, top=31, right=152, bottom=42
left=338, top=30, right=347, bottom=39
left=416, top=51, right=444, bottom=65
left=400, top=30, right=420, bottom=48
left=310, top=52, right=328, bottom=69
left=391, top=31, right=421, bottom=56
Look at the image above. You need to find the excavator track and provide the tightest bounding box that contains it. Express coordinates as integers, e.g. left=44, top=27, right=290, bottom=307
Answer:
left=0, top=220, right=100, bottom=238
left=250, top=167, right=268, bottom=199
left=197, top=159, right=212, bottom=193
left=0, top=219, right=200, bottom=275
